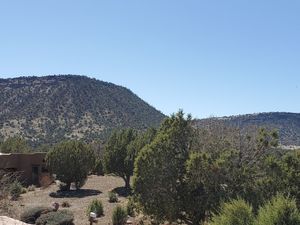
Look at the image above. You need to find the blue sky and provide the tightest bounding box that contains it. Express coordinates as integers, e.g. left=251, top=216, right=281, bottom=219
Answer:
left=0, top=1, right=299, bottom=118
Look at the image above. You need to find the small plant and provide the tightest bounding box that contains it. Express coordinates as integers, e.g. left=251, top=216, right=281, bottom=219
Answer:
left=112, top=205, right=127, bottom=225
left=28, top=185, right=36, bottom=192
left=87, top=199, right=104, bottom=217
left=20, top=206, right=53, bottom=224
left=108, top=191, right=118, bottom=203
left=255, top=194, right=300, bottom=225
left=61, top=201, right=71, bottom=208
left=21, top=187, right=27, bottom=194
left=9, top=181, right=23, bottom=200
left=126, top=197, right=135, bottom=217
left=210, top=198, right=254, bottom=225
left=36, top=210, right=74, bottom=225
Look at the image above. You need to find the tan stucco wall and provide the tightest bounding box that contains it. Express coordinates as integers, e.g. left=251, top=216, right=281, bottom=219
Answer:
left=0, top=153, right=47, bottom=185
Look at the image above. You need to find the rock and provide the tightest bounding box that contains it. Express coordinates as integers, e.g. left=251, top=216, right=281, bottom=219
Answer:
left=0, top=216, right=30, bottom=225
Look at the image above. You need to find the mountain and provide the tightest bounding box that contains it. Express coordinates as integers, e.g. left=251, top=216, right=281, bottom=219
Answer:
left=1, top=76, right=298, bottom=147
left=195, top=112, right=300, bottom=146
left=0, top=75, right=165, bottom=146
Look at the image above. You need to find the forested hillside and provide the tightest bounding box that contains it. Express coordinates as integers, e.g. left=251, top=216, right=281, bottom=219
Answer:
left=0, top=75, right=165, bottom=146
left=195, top=112, right=300, bottom=146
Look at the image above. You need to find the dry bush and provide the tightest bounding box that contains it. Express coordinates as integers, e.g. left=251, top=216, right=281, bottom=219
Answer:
left=0, top=170, right=19, bottom=216
left=193, top=119, right=278, bottom=165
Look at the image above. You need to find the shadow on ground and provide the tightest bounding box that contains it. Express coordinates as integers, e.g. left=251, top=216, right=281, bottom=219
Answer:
left=112, top=187, right=132, bottom=197
left=49, top=189, right=102, bottom=198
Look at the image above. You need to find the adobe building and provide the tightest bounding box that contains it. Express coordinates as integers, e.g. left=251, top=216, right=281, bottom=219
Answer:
left=0, top=152, right=53, bottom=186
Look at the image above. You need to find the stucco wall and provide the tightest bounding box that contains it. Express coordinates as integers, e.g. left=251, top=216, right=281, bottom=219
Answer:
left=0, top=153, right=48, bottom=185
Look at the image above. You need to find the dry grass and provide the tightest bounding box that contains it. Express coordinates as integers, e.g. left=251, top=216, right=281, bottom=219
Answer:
left=10, top=175, right=129, bottom=225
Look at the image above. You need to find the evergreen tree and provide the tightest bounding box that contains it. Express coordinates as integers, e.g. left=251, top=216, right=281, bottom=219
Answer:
left=0, top=136, right=31, bottom=153
left=46, top=141, right=95, bottom=190
left=133, top=110, right=192, bottom=223
left=104, top=129, right=137, bottom=189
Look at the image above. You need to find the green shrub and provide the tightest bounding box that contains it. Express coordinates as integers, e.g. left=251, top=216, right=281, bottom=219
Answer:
left=255, top=194, right=300, bottom=225
left=20, top=206, right=53, bottom=224
left=87, top=199, right=104, bottom=217
left=112, top=205, right=127, bottom=225
left=21, top=187, right=27, bottom=194
left=108, top=191, right=118, bottom=203
left=36, top=210, right=74, bottom=225
left=210, top=198, right=254, bottom=225
left=9, top=181, right=23, bottom=200
left=126, top=197, right=135, bottom=217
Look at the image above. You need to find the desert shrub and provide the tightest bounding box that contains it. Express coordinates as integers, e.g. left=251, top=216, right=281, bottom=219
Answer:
left=0, top=136, right=31, bottom=153
left=112, top=205, right=127, bottom=225
left=262, top=150, right=300, bottom=208
left=87, top=199, right=104, bottom=217
left=210, top=198, right=254, bottom=225
left=255, top=194, right=300, bottom=225
left=0, top=171, right=19, bottom=214
left=20, top=206, right=53, bottom=224
left=21, top=187, right=27, bottom=194
left=0, top=171, right=13, bottom=198
left=108, top=191, right=118, bottom=203
left=61, top=201, right=71, bottom=208
left=28, top=185, right=36, bottom=192
left=36, top=210, right=74, bottom=225
left=126, top=197, right=135, bottom=217
left=9, top=181, right=23, bottom=200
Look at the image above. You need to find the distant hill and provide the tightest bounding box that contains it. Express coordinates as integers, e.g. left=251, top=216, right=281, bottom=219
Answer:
left=0, top=75, right=165, bottom=146
left=195, top=112, right=300, bottom=146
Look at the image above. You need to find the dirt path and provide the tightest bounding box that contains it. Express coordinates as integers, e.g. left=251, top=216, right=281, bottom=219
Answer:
left=11, top=175, right=128, bottom=225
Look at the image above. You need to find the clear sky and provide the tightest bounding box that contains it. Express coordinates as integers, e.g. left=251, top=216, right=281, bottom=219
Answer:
left=0, top=1, right=299, bottom=118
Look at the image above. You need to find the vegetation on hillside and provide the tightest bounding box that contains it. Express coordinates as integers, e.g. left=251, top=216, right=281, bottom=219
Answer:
left=0, top=76, right=298, bottom=149
left=0, top=75, right=165, bottom=147
left=0, top=75, right=299, bottom=224
left=195, top=112, right=300, bottom=146
left=1, top=109, right=299, bottom=225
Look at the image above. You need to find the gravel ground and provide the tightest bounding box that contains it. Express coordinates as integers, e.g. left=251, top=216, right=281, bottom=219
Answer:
left=11, top=175, right=129, bottom=225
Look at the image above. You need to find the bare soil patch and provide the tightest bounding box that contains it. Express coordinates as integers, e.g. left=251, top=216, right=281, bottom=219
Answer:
left=10, top=175, right=128, bottom=225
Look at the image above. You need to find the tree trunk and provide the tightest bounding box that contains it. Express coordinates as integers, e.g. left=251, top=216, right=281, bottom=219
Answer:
left=124, top=176, right=130, bottom=190
left=63, top=182, right=71, bottom=191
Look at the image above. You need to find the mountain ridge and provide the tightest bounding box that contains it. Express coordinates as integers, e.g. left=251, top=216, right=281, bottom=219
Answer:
left=0, top=75, right=165, bottom=146
left=195, top=112, right=300, bottom=146
left=0, top=75, right=299, bottom=147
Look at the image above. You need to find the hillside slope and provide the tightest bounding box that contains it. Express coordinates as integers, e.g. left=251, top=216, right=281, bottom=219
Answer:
left=195, top=112, right=300, bottom=146
left=0, top=75, right=165, bottom=146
